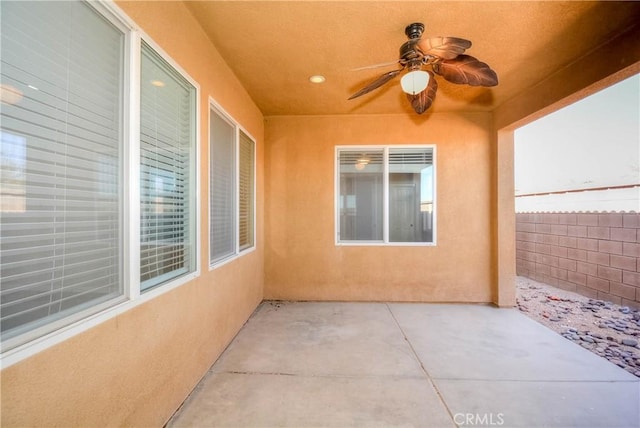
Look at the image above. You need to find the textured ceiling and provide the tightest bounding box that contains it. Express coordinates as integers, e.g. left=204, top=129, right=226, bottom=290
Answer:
left=185, top=1, right=640, bottom=116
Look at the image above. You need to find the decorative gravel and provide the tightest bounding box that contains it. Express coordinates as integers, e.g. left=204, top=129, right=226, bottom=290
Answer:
left=516, top=276, right=640, bottom=378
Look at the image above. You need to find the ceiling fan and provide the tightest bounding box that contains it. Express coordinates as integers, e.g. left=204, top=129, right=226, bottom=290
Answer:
left=349, top=22, right=498, bottom=114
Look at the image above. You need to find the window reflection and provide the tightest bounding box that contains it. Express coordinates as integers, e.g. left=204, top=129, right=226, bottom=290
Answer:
left=0, top=131, right=26, bottom=213
left=337, top=147, right=435, bottom=244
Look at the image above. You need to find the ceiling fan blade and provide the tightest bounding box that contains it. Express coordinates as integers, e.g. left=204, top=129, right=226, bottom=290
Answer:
left=416, top=37, right=472, bottom=60
left=432, top=54, right=498, bottom=86
left=351, top=60, right=400, bottom=71
left=348, top=68, right=404, bottom=100
left=406, top=71, right=438, bottom=114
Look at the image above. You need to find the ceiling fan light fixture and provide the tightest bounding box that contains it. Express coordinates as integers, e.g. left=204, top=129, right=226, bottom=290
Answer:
left=400, top=70, right=429, bottom=95
left=355, top=157, right=370, bottom=170
left=349, top=22, right=497, bottom=114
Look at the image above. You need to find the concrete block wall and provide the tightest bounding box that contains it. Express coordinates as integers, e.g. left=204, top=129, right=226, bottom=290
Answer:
left=516, top=213, right=640, bottom=308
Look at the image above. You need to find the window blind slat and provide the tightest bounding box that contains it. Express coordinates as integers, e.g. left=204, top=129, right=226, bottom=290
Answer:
left=0, top=83, right=121, bottom=134
left=139, top=41, right=195, bottom=290
left=338, top=150, right=384, bottom=241
left=337, top=147, right=435, bottom=244
left=238, top=131, right=255, bottom=249
left=2, top=277, right=119, bottom=322
left=0, top=0, right=125, bottom=346
left=209, top=110, right=236, bottom=263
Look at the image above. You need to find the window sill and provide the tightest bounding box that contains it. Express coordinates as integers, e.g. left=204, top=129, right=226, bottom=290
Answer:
left=0, top=270, right=199, bottom=369
left=336, top=241, right=437, bottom=247
left=209, top=245, right=256, bottom=271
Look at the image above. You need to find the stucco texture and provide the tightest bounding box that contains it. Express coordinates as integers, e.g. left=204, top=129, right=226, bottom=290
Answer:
left=1, top=2, right=265, bottom=426
left=2, top=0, right=640, bottom=426
left=264, top=113, right=494, bottom=303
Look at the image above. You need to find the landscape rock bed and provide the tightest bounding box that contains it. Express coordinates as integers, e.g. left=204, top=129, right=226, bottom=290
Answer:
left=516, top=276, right=640, bottom=377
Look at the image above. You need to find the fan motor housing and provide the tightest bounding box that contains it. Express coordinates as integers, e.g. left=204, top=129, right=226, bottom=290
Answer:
left=400, top=23, right=425, bottom=62
left=404, top=22, right=424, bottom=39
left=399, top=41, right=421, bottom=62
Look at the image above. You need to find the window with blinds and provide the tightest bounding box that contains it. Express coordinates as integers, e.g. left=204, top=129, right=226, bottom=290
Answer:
left=139, top=42, right=197, bottom=290
left=209, top=106, right=256, bottom=267
left=336, top=146, right=435, bottom=245
left=0, top=0, right=126, bottom=347
left=209, top=110, right=236, bottom=264
left=239, top=131, right=255, bottom=250
left=0, top=1, right=199, bottom=354
left=388, top=148, right=434, bottom=243
left=338, top=150, right=384, bottom=241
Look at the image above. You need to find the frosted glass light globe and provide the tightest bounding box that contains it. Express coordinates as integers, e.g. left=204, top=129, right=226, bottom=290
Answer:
left=400, top=70, right=429, bottom=95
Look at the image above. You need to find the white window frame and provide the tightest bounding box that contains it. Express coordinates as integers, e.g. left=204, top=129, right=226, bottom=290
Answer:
left=208, top=98, right=257, bottom=269
left=138, top=39, right=200, bottom=292
left=0, top=0, right=200, bottom=368
left=335, top=145, right=437, bottom=247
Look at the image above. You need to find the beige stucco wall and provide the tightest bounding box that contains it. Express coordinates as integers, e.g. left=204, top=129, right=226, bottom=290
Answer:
left=264, top=113, right=495, bottom=303
left=2, top=2, right=638, bottom=426
left=0, top=2, right=264, bottom=426
left=494, top=24, right=640, bottom=132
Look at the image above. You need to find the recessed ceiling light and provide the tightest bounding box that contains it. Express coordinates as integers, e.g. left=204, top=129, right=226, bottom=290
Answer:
left=309, top=75, right=326, bottom=84
left=151, top=80, right=165, bottom=87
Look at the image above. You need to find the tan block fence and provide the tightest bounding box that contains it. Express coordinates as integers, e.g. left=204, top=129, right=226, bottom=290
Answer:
left=516, top=213, right=640, bottom=308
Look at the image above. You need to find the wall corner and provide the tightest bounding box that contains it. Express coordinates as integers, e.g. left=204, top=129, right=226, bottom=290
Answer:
left=492, top=128, right=517, bottom=307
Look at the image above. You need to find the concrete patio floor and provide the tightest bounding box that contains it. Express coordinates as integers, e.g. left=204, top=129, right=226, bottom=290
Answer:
left=168, top=302, right=639, bottom=427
